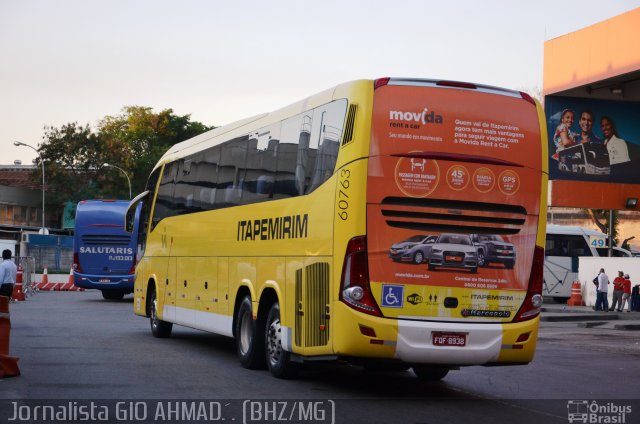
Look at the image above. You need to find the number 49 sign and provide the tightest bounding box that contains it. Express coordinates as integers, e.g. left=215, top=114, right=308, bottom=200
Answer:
left=589, top=235, right=607, bottom=248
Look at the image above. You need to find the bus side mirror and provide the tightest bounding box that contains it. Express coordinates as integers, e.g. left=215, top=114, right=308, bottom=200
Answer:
left=125, top=191, right=149, bottom=233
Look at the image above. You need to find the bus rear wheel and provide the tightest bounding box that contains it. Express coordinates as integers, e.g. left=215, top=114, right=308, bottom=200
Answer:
left=235, top=296, right=265, bottom=369
left=412, top=365, right=449, bottom=381
left=149, top=289, right=172, bottom=338
left=265, top=302, right=300, bottom=379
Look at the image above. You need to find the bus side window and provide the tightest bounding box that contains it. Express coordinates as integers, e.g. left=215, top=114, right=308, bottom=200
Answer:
left=306, top=100, right=347, bottom=193
left=279, top=114, right=304, bottom=198
left=215, top=135, right=249, bottom=208
left=194, top=147, right=220, bottom=212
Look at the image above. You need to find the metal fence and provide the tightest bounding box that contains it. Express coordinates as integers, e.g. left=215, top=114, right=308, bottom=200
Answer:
left=23, top=234, right=73, bottom=273
left=15, top=256, right=36, bottom=294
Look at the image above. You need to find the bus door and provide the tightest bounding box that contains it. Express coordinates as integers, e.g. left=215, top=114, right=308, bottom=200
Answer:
left=195, top=258, right=219, bottom=331
left=175, top=257, right=197, bottom=326
left=150, top=162, right=179, bottom=321
left=217, top=258, right=230, bottom=323
left=164, top=257, right=177, bottom=321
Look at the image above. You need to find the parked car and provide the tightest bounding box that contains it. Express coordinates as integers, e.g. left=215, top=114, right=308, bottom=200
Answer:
left=389, top=234, right=438, bottom=264
left=427, top=233, right=478, bottom=273
left=470, top=234, right=516, bottom=269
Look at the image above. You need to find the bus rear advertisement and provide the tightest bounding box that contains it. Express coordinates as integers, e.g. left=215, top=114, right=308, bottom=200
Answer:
left=73, top=200, right=141, bottom=300
left=128, top=78, right=548, bottom=380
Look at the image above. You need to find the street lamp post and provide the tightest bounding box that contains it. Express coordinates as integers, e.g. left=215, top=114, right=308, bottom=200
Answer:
left=14, top=141, right=47, bottom=234
left=103, top=163, right=132, bottom=200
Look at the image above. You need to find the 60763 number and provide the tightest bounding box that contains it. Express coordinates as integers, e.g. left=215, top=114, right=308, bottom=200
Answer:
left=338, top=169, right=350, bottom=221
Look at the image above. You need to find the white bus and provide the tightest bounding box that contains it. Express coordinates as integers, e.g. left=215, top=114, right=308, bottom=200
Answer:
left=544, top=224, right=632, bottom=301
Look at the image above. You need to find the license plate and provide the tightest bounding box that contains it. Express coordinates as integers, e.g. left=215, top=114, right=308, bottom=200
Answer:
left=432, top=332, right=467, bottom=347
left=445, top=255, right=462, bottom=262
left=98, top=278, right=110, bottom=283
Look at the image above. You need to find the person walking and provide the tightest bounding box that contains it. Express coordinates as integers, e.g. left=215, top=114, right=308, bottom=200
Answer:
left=0, top=249, right=18, bottom=298
left=610, top=271, right=625, bottom=311
left=595, top=268, right=610, bottom=311
left=632, top=283, right=640, bottom=312
left=620, top=274, right=632, bottom=313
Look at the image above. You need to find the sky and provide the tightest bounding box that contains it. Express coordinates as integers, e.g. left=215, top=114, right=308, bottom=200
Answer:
left=1, top=0, right=639, bottom=165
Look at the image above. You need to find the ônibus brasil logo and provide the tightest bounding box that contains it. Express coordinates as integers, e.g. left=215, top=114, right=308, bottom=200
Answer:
left=389, top=107, right=443, bottom=126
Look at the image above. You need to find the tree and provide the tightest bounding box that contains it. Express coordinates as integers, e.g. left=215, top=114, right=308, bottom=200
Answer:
left=98, top=106, right=212, bottom=195
left=38, top=122, right=107, bottom=206
left=585, top=208, right=619, bottom=246
left=36, top=106, right=212, bottom=222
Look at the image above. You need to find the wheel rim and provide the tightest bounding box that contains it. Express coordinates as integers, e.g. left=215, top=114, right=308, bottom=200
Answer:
left=239, top=310, right=252, bottom=355
left=477, top=252, right=485, bottom=266
left=266, top=314, right=282, bottom=367
left=414, top=252, right=424, bottom=263
left=151, top=295, right=158, bottom=330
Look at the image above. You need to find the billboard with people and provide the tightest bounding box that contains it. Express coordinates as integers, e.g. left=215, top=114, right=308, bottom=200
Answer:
left=546, top=95, right=640, bottom=183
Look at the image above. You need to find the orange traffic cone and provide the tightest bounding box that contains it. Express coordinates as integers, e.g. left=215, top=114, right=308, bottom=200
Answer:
left=11, top=284, right=25, bottom=302
left=567, top=280, right=585, bottom=306
left=11, top=267, right=25, bottom=301
left=41, top=267, right=49, bottom=286
left=62, top=269, right=74, bottom=291
left=0, top=296, right=20, bottom=378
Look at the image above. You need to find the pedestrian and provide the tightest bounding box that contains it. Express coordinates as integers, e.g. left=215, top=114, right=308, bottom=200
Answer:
left=620, top=274, right=632, bottom=313
left=595, top=268, right=609, bottom=311
left=0, top=249, right=18, bottom=298
left=610, top=271, right=625, bottom=311
left=632, top=284, right=640, bottom=312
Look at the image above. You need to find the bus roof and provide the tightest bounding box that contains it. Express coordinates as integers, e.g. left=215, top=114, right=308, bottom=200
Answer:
left=155, top=81, right=349, bottom=169
left=546, top=224, right=605, bottom=237
left=75, top=200, right=131, bottom=228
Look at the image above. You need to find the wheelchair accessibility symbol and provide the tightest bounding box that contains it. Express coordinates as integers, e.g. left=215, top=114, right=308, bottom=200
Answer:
left=381, top=285, right=404, bottom=308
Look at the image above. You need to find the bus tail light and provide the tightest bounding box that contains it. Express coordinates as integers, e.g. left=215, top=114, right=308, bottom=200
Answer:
left=436, top=80, right=477, bottom=90
left=72, top=252, right=82, bottom=273
left=129, top=263, right=136, bottom=275
left=519, top=91, right=537, bottom=106
left=374, top=78, right=390, bottom=89
left=513, top=245, right=544, bottom=322
left=339, top=236, right=382, bottom=317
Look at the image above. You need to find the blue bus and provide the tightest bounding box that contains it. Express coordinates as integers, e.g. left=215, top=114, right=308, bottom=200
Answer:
left=73, top=200, right=141, bottom=300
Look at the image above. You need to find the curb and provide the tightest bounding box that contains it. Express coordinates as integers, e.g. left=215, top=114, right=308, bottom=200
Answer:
left=577, top=322, right=608, bottom=328
left=613, top=323, right=640, bottom=331
left=541, top=313, right=613, bottom=322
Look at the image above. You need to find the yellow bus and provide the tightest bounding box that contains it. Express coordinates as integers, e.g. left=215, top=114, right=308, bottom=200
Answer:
left=128, top=78, right=548, bottom=380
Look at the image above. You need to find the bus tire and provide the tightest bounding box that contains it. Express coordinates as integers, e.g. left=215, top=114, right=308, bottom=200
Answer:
left=102, top=290, right=125, bottom=300
left=149, top=288, right=172, bottom=338
left=412, top=365, right=449, bottom=381
left=235, top=296, right=265, bottom=369
left=265, top=302, right=300, bottom=379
